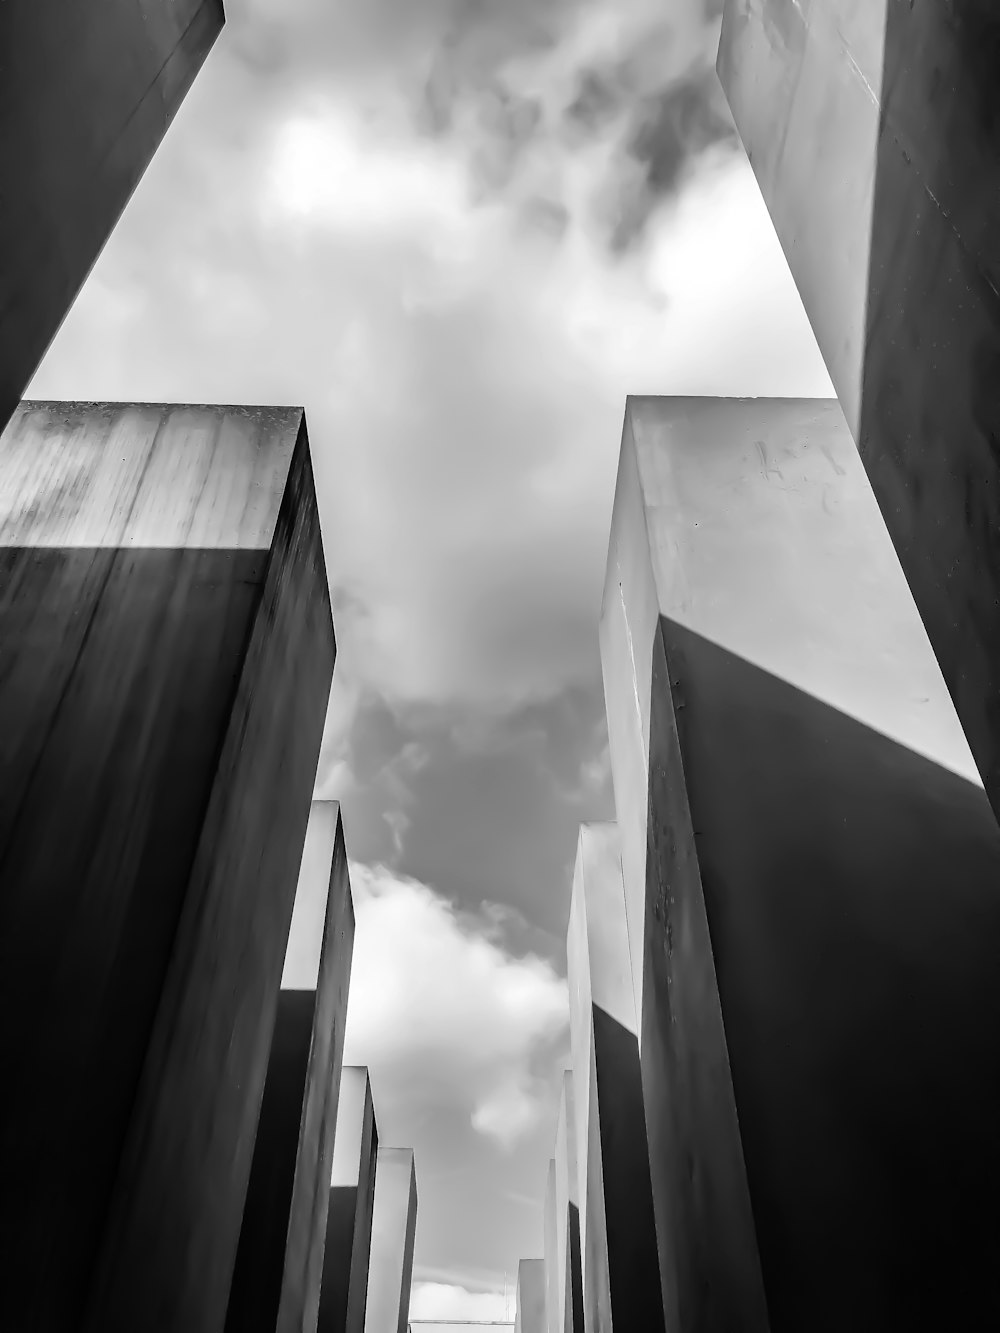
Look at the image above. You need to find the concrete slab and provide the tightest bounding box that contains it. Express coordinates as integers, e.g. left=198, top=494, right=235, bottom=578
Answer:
left=553, top=1075, right=584, bottom=1333
left=515, top=1259, right=546, bottom=1333
left=319, top=1067, right=379, bottom=1333
left=542, top=1161, right=559, bottom=1333
left=567, top=824, right=663, bottom=1333
left=0, top=402, right=336, bottom=1332
left=0, top=2, right=224, bottom=434
left=717, top=0, right=1000, bottom=817
left=226, top=802, right=355, bottom=1333
left=601, top=395, right=1000, bottom=1330
left=365, top=1148, right=418, bottom=1333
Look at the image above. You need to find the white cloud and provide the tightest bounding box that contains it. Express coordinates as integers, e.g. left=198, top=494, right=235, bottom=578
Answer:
left=343, top=863, right=568, bottom=1147
left=409, top=1280, right=513, bottom=1322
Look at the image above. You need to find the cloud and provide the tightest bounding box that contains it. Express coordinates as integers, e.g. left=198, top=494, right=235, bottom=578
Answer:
left=342, top=863, right=569, bottom=1147
left=409, top=1280, right=514, bottom=1321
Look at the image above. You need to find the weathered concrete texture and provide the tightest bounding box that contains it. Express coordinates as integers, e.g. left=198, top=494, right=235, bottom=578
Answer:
left=717, top=0, right=1000, bottom=818
left=0, top=1, right=225, bottom=435
left=515, top=1260, right=546, bottom=1333
left=319, top=1067, right=379, bottom=1333
left=602, top=396, right=1000, bottom=1331
left=567, top=824, right=664, bottom=1333
left=0, top=403, right=335, bottom=1333
left=365, top=1148, right=418, bottom=1333
left=226, top=803, right=355, bottom=1333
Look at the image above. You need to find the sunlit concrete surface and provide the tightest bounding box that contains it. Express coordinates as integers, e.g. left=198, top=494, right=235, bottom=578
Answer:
left=226, top=803, right=355, bottom=1333
left=601, top=395, right=1000, bottom=1332
left=365, top=1148, right=418, bottom=1333
left=514, top=1259, right=546, bottom=1333
left=0, top=402, right=335, bottom=1333
left=550, top=1075, right=584, bottom=1333
left=542, top=1160, right=559, bottom=1333
left=567, top=824, right=663, bottom=1333
left=0, top=1, right=225, bottom=434
left=320, top=1067, right=379, bottom=1333
left=601, top=395, right=977, bottom=1031
left=718, top=0, right=1000, bottom=817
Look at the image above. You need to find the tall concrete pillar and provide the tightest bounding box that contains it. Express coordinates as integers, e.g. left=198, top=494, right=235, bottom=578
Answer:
left=567, top=823, right=663, bottom=1333
left=547, top=1075, right=584, bottom=1333
left=365, top=1148, right=418, bottom=1333
left=0, top=402, right=335, bottom=1332
left=542, top=1160, right=560, bottom=1333
left=716, top=0, right=1000, bottom=821
left=319, top=1067, right=380, bottom=1333
left=600, top=395, right=1000, bottom=1331
left=515, top=1259, right=546, bottom=1333
left=0, top=2, right=225, bottom=434
left=226, top=802, right=355, bottom=1333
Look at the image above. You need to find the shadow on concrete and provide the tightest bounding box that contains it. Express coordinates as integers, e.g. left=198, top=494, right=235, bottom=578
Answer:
left=644, top=614, right=1000, bottom=1332
left=857, top=1, right=1000, bottom=811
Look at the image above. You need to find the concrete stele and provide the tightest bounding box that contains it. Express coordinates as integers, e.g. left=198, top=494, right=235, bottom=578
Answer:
left=717, top=0, right=1000, bottom=815
left=567, top=823, right=662, bottom=1333
left=226, top=801, right=355, bottom=1333
left=365, top=1148, right=418, bottom=1333
left=515, top=1259, right=546, bottom=1333
left=319, top=1067, right=379, bottom=1333
left=600, top=394, right=1000, bottom=1331
left=0, top=402, right=335, bottom=1333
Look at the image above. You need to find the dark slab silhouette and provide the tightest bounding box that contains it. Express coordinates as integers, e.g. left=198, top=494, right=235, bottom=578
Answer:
left=318, top=1068, right=379, bottom=1333
left=718, top=0, right=1000, bottom=823
left=0, top=1, right=225, bottom=435
left=642, top=614, right=1000, bottom=1332
left=226, top=807, right=354, bottom=1333
left=0, top=403, right=335, bottom=1333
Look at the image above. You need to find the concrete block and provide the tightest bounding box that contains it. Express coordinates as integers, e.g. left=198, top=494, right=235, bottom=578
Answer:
left=319, top=1067, right=379, bottom=1333
left=567, top=824, right=663, bottom=1333
left=515, top=1259, right=546, bottom=1333
left=601, top=395, right=1000, bottom=1331
left=717, top=0, right=1000, bottom=816
left=0, top=2, right=225, bottom=434
left=365, top=1148, right=418, bottom=1333
left=552, top=1075, right=584, bottom=1333
left=542, top=1161, right=560, bottom=1333
left=0, top=402, right=335, bottom=1332
left=226, top=802, right=355, bottom=1333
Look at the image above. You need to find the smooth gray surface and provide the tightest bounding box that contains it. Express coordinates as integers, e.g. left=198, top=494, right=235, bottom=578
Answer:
left=567, top=824, right=663, bottom=1333
left=515, top=1260, right=546, bottom=1333
left=0, top=402, right=335, bottom=1332
left=718, top=0, right=1000, bottom=817
left=319, top=1069, right=379, bottom=1333
left=365, top=1148, right=418, bottom=1333
left=225, top=803, right=355, bottom=1333
left=601, top=394, right=1000, bottom=1330
left=0, top=1, right=224, bottom=434
left=600, top=395, right=975, bottom=1032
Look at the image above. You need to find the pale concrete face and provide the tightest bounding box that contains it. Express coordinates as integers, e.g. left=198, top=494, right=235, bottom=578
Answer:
left=331, top=1067, right=372, bottom=1189
left=567, top=823, right=635, bottom=1306
left=365, top=1149, right=418, bottom=1333
left=601, top=395, right=977, bottom=1035
left=0, top=402, right=301, bottom=549
left=718, top=0, right=886, bottom=436
left=717, top=0, right=1000, bottom=815
left=542, top=1161, right=559, bottom=1333
left=283, top=800, right=342, bottom=988
left=515, top=1259, right=546, bottom=1333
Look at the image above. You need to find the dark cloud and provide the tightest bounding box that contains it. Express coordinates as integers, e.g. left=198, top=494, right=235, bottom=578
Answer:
left=563, top=67, right=623, bottom=131
left=630, top=66, right=738, bottom=195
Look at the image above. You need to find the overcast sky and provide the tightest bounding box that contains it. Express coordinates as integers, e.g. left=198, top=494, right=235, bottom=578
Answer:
left=30, top=0, right=837, bottom=1318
